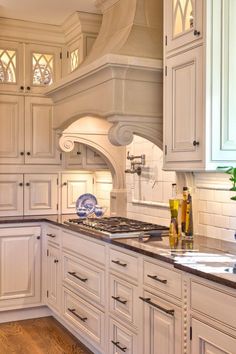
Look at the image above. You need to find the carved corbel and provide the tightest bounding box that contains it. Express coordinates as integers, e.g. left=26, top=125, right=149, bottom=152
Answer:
left=59, top=135, right=75, bottom=152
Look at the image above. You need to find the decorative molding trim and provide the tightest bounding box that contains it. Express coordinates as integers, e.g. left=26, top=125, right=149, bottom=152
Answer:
left=194, top=172, right=231, bottom=190
left=131, top=199, right=169, bottom=208
left=95, top=0, right=120, bottom=13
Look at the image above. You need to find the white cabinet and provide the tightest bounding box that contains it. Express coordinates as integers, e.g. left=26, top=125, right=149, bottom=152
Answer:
left=109, top=318, right=138, bottom=354
left=192, top=319, right=236, bottom=354
left=64, top=142, right=108, bottom=170
left=0, top=94, right=61, bottom=165
left=61, top=173, right=94, bottom=214
left=24, top=96, right=61, bottom=164
left=165, top=0, right=203, bottom=53
left=0, top=40, right=61, bottom=94
left=0, top=226, right=41, bottom=309
left=0, top=174, right=58, bottom=216
left=164, top=0, right=236, bottom=170
left=46, top=243, right=61, bottom=312
left=141, top=290, right=182, bottom=354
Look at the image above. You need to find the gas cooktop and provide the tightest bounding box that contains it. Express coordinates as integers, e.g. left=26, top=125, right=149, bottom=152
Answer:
left=64, top=217, right=169, bottom=239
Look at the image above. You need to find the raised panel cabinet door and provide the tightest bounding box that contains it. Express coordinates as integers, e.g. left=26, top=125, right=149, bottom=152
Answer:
left=46, top=244, right=61, bottom=312
left=164, top=46, right=203, bottom=166
left=24, top=43, right=62, bottom=94
left=165, top=0, right=203, bottom=53
left=24, top=174, right=58, bottom=215
left=109, top=318, right=138, bottom=354
left=0, top=226, right=41, bottom=308
left=85, top=146, right=108, bottom=168
left=64, top=142, right=84, bottom=168
left=24, top=96, right=61, bottom=164
left=0, top=40, right=24, bottom=93
left=0, top=174, right=23, bottom=216
left=141, top=291, right=182, bottom=354
left=0, top=95, right=24, bottom=164
left=192, top=319, right=236, bottom=354
left=61, top=173, right=93, bottom=214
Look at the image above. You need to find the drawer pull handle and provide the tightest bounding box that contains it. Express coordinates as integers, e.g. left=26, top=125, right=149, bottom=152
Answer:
left=147, top=274, right=167, bottom=284
left=111, top=260, right=127, bottom=267
left=111, top=296, right=127, bottom=305
left=111, top=340, right=127, bottom=352
left=68, top=308, right=87, bottom=322
left=193, top=29, right=201, bottom=36
left=46, top=233, right=56, bottom=238
left=139, top=296, right=174, bottom=316
left=68, top=271, right=88, bottom=282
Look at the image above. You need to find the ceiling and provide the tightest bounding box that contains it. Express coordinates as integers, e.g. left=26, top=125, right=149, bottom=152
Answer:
left=0, top=0, right=100, bottom=25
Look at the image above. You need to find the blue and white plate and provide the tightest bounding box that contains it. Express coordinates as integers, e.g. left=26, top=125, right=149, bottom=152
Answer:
left=76, top=193, right=97, bottom=215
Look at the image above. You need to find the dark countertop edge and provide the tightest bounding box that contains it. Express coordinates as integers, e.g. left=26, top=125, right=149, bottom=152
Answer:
left=174, top=263, right=236, bottom=290
left=0, top=216, right=235, bottom=290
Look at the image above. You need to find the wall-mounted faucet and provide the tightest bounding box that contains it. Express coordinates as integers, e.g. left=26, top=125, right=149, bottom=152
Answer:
left=125, top=151, right=146, bottom=176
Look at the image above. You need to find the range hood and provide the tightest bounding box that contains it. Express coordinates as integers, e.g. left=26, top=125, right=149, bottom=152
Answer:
left=46, top=0, right=163, bottom=148
left=46, top=0, right=163, bottom=216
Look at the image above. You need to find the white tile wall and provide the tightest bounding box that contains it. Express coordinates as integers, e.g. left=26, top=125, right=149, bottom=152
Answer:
left=126, top=136, right=176, bottom=227
left=94, top=171, right=112, bottom=215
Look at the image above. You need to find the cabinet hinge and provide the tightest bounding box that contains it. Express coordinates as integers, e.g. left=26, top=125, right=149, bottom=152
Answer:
left=190, top=326, right=192, bottom=341
left=93, top=177, right=95, bottom=185
left=165, top=145, right=167, bottom=155
left=56, top=203, right=59, bottom=211
left=165, top=35, right=167, bottom=46
left=47, top=249, right=49, bottom=257
left=67, top=51, right=69, bottom=58
left=165, top=66, right=167, bottom=76
left=46, top=290, right=49, bottom=298
left=60, top=52, right=62, bottom=59
left=60, top=152, right=62, bottom=161
left=57, top=178, right=59, bottom=185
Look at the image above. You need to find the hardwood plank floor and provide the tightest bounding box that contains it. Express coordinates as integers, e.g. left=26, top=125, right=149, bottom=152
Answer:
left=0, top=316, right=94, bottom=354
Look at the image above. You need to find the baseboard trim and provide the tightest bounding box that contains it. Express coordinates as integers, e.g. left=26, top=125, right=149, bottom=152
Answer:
left=0, top=306, right=52, bottom=323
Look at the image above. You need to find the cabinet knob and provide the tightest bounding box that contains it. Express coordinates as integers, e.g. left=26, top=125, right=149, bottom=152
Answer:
left=54, top=259, right=59, bottom=263
left=26, top=182, right=30, bottom=186
left=63, top=182, right=67, bottom=186
left=20, top=86, right=24, bottom=91
left=20, top=152, right=24, bottom=156
left=193, top=29, right=201, bottom=36
left=77, top=151, right=81, bottom=155
left=193, top=140, right=200, bottom=146
left=27, top=152, right=31, bottom=156
left=19, top=183, right=23, bottom=187
left=26, top=86, right=31, bottom=91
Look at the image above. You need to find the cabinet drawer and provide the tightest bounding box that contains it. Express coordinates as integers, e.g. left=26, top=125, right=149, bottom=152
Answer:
left=143, top=260, right=182, bottom=299
left=63, top=252, right=105, bottom=306
left=45, top=225, right=61, bottom=246
left=191, top=281, right=236, bottom=329
left=109, top=248, right=138, bottom=281
left=109, top=318, right=138, bottom=354
left=109, top=275, right=138, bottom=327
left=62, top=287, right=105, bottom=350
left=62, top=230, right=105, bottom=265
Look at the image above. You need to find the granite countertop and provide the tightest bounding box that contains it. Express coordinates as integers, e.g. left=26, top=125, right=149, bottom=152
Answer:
left=0, top=214, right=236, bottom=290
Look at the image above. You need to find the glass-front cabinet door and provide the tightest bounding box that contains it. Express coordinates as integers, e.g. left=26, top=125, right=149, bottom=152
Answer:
left=0, top=40, right=24, bottom=92
left=165, top=0, right=203, bottom=52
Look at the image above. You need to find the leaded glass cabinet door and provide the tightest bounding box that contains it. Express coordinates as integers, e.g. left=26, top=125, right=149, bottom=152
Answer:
left=25, top=43, right=61, bottom=94
left=165, top=0, right=203, bottom=52
left=0, top=40, right=24, bottom=93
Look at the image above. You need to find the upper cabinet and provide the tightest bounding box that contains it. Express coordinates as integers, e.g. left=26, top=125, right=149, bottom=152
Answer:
left=0, top=40, right=62, bottom=94
left=163, top=0, right=236, bottom=170
left=165, top=0, right=203, bottom=53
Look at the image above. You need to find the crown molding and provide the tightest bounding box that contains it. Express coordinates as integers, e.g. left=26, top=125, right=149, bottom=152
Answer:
left=94, top=0, right=120, bottom=13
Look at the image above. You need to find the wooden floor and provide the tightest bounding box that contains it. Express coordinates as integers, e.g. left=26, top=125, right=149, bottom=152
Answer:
left=0, top=316, right=94, bottom=354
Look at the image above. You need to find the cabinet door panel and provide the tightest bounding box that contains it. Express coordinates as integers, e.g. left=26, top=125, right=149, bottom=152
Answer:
left=0, top=174, right=23, bottom=216
left=24, top=174, right=58, bottom=215
left=165, top=46, right=203, bottom=164
left=192, top=319, right=236, bottom=354
left=25, top=97, right=61, bottom=164
left=0, top=95, right=24, bottom=164
left=46, top=244, right=60, bottom=311
left=0, top=226, right=41, bottom=308
left=109, top=318, right=138, bottom=354
left=86, top=147, right=107, bottom=168
left=165, top=0, right=203, bottom=52
left=61, top=173, right=93, bottom=214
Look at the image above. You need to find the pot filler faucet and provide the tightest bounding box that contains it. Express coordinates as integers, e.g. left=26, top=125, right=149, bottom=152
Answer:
left=125, top=151, right=146, bottom=176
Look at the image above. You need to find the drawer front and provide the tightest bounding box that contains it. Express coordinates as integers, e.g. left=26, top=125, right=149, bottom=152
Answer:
left=63, top=253, right=105, bottom=306
left=62, top=230, right=105, bottom=265
left=109, top=248, right=138, bottom=281
left=143, top=260, right=182, bottom=298
left=63, top=287, right=105, bottom=350
left=191, top=281, right=236, bottom=329
left=109, top=318, right=138, bottom=354
left=109, top=275, right=138, bottom=326
left=45, top=225, right=61, bottom=246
